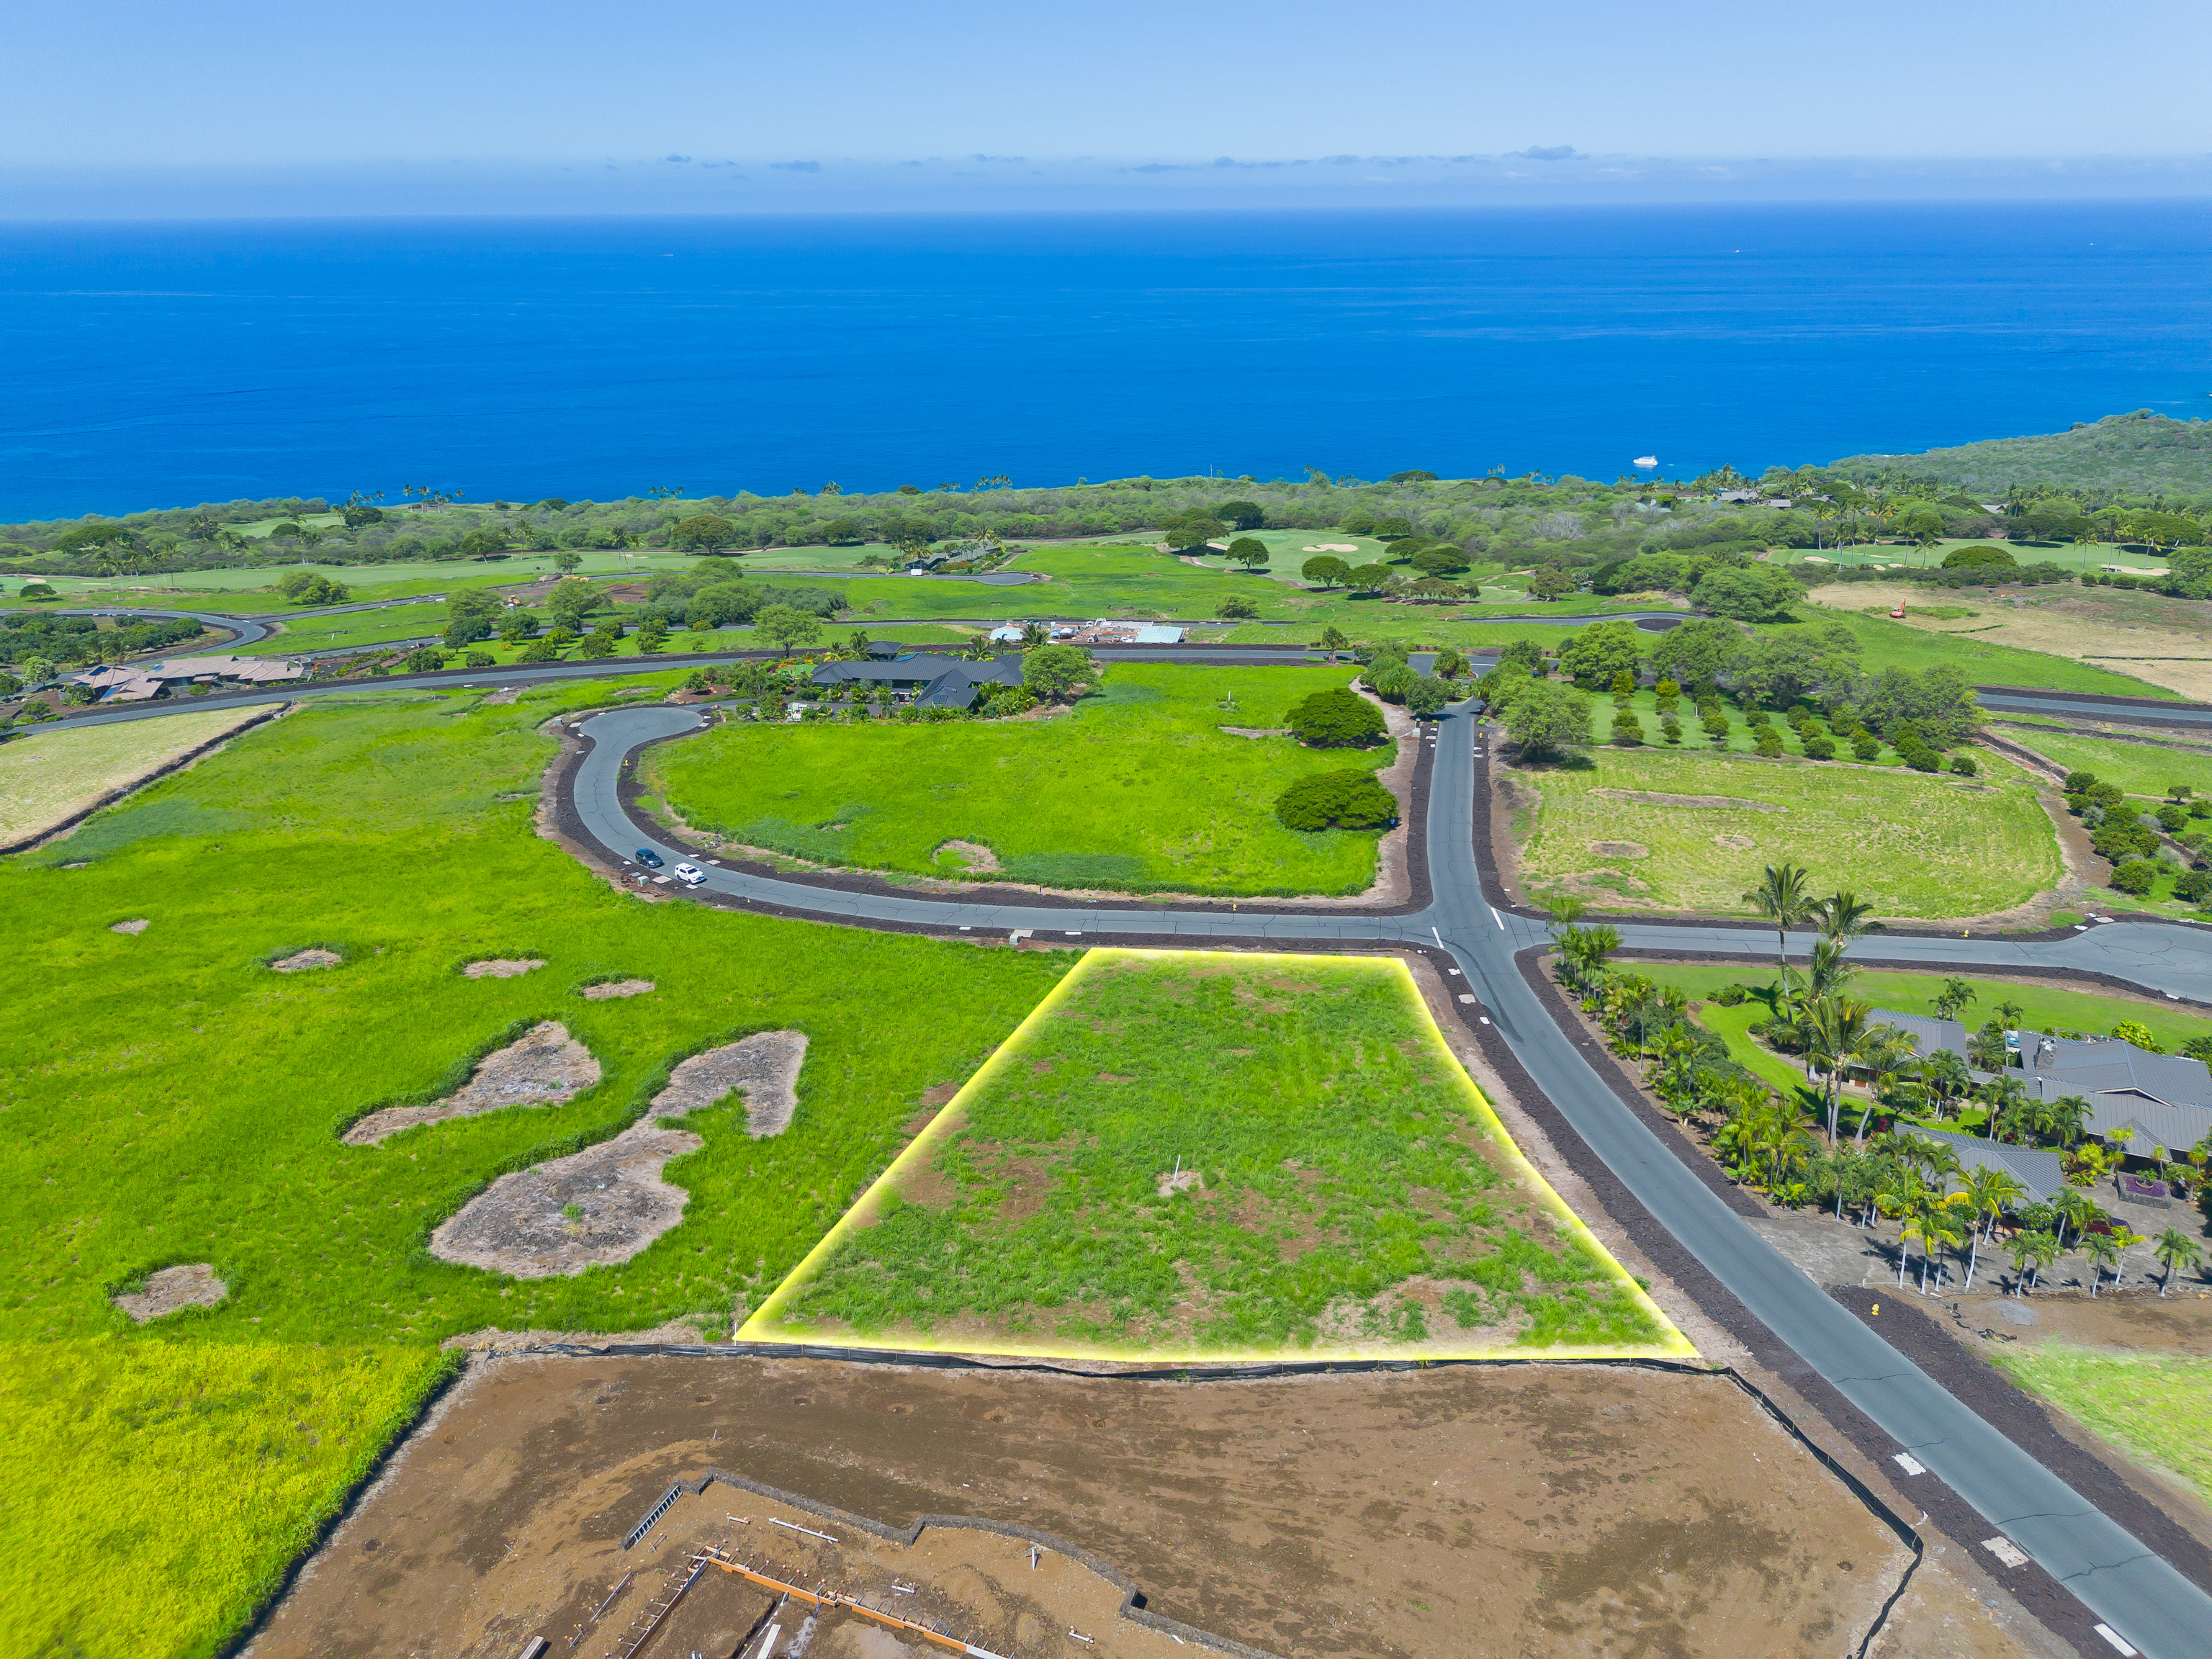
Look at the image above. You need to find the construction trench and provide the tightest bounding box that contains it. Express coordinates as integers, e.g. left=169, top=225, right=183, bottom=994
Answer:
left=235, top=1347, right=2015, bottom=1659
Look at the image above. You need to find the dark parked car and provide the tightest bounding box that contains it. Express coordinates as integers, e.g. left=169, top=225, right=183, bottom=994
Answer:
left=634, top=847, right=665, bottom=868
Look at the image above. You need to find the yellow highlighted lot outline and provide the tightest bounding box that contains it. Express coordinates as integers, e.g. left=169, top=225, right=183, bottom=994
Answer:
left=743, top=948, right=1695, bottom=1362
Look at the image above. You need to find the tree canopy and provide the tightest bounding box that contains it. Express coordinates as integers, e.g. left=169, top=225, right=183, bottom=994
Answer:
left=1285, top=686, right=1388, bottom=748
left=1274, top=769, right=1398, bottom=831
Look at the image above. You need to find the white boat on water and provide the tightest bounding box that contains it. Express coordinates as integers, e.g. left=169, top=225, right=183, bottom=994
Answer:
left=1633, top=454, right=1658, bottom=469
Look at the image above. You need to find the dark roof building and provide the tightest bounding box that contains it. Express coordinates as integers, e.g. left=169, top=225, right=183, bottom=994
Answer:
left=810, top=651, right=1024, bottom=711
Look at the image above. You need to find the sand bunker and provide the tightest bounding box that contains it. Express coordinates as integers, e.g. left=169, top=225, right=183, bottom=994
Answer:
left=428, top=1030, right=806, bottom=1276
left=1302, top=542, right=1359, bottom=552
left=582, top=978, right=655, bottom=1000
left=112, top=1263, right=226, bottom=1323
left=343, top=1021, right=601, bottom=1146
left=271, top=948, right=341, bottom=973
left=109, top=918, right=149, bottom=935
left=464, top=958, right=546, bottom=979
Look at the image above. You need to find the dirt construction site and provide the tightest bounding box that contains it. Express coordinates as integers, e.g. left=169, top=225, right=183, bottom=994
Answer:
left=247, top=1349, right=1943, bottom=1659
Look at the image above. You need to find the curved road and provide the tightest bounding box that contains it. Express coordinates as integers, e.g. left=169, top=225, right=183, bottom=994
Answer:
left=566, top=696, right=2212, bottom=1659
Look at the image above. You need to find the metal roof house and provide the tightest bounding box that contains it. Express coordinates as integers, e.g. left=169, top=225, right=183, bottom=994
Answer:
left=1910, top=1128, right=2067, bottom=1204
left=1879, top=1010, right=2212, bottom=1156
left=809, top=652, right=1024, bottom=711
left=70, top=655, right=306, bottom=703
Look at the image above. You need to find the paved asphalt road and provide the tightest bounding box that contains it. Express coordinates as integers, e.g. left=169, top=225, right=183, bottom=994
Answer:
left=48, top=605, right=274, bottom=647
left=567, top=696, right=2212, bottom=1658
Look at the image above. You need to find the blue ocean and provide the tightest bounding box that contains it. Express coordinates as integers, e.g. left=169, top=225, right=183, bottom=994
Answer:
left=2, top=202, right=2209, bottom=521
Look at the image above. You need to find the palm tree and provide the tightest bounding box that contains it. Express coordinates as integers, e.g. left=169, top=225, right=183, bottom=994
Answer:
left=1806, top=937, right=1856, bottom=1001
left=1807, top=997, right=1876, bottom=1145
left=1743, top=863, right=1817, bottom=970
left=1815, top=889, right=1876, bottom=945
left=1957, top=1167, right=2026, bottom=1288
left=2008, top=1231, right=2054, bottom=1295
left=2052, top=1187, right=2100, bottom=1251
left=1852, top=1038, right=1919, bottom=1146
left=1916, top=1202, right=1967, bottom=1293
left=2044, top=1094, right=2094, bottom=1148
left=2153, top=1228, right=2204, bottom=1295
left=2080, top=1231, right=2121, bottom=1296
left=1933, top=977, right=1977, bottom=1021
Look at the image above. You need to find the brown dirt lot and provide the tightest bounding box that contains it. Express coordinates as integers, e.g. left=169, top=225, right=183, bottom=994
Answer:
left=1806, top=583, right=2212, bottom=699
left=249, top=1352, right=1917, bottom=1659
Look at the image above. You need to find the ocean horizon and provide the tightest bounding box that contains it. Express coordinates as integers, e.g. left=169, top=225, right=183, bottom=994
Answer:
left=4, top=200, right=2210, bottom=522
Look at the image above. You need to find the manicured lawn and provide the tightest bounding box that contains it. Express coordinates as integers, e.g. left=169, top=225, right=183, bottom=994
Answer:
left=1989, top=1346, right=2212, bottom=1511
left=649, top=662, right=1400, bottom=896
left=237, top=603, right=449, bottom=655
left=1786, top=603, right=2185, bottom=699
left=1511, top=744, right=2062, bottom=919
left=1, top=1340, right=454, bottom=1659
left=749, top=950, right=1686, bottom=1360
left=1, top=675, right=1069, bottom=1653
left=0, top=704, right=272, bottom=845
left=1633, top=963, right=2212, bottom=1054
left=1999, top=728, right=2212, bottom=802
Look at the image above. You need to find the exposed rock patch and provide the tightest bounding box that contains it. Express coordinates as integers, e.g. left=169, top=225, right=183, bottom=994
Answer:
left=1586, top=840, right=1649, bottom=859
left=464, top=957, right=547, bottom=979
left=343, top=1021, right=600, bottom=1146
left=272, top=948, right=341, bottom=973
left=1714, top=833, right=1758, bottom=850
left=1156, top=1167, right=1204, bottom=1197
left=933, top=839, right=999, bottom=872
left=428, top=1029, right=806, bottom=1276
left=658, top=1030, right=809, bottom=1137
left=112, top=1263, right=226, bottom=1323
left=582, top=978, right=655, bottom=1000
left=482, top=687, right=523, bottom=705
left=110, top=917, right=149, bottom=935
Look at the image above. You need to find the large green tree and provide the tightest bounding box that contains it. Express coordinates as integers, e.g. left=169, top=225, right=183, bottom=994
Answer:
left=1498, top=679, right=1591, bottom=761
left=1021, top=644, right=1093, bottom=702
left=1555, top=621, right=1642, bottom=688
left=1692, top=564, right=1800, bottom=621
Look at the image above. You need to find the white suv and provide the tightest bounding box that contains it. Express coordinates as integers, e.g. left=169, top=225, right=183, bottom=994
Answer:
left=672, top=863, right=706, bottom=887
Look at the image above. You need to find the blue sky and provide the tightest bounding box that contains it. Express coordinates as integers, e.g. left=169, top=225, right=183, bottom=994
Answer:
left=6, top=0, right=2211, bottom=210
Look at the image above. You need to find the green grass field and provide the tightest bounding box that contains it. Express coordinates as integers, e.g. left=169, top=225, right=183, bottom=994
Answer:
left=1989, top=1346, right=2212, bottom=1511
left=0, top=703, right=273, bottom=845
left=1, top=1339, right=454, bottom=1659
left=238, top=603, right=450, bottom=654
left=1788, top=603, right=2183, bottom=698
left=649, top=662, right=1400, bottom=896
left=0, top=672, right=1070, bottom=1654
left=747, top=950, right=1686, bottom=1360
left=1632, top=963, right=2212, bottom=1056
left=1511, top=744, right=2062, bottom=919
left=1997, top=728, right=2212, bottom=802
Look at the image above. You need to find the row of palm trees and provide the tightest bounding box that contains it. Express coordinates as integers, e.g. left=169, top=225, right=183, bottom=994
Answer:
left=1555, top=866, right=2211, bottom=1296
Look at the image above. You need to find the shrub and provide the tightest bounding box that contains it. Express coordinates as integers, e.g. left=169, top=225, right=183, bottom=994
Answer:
left=1660, top=716, right=1683, bottom=744
left=1365, top=663, right=1416, bottom=703
left=1609, top=670, right=1635, bottom=700
left=1404, top=675, right=1453, bottom=719
left=403, top=645, right=446, bottom=672
left=2110, top=1018, right=2164, bottom=1051
left=1274, top=768, right=1399, bottom=831
left=1654, top=678, right=1680, bottom=699
left=2175, top=869, right=2212, bottom=904
left=2157, top=803, right=2188, bottom=832
left=1802, top=734, right=1837, bottom=760
left=1216, top=593, right=1259, bottom=619
left=1950, top=752, right=1978, bottom=776
left=1711, top=984, right=1749, bottom=1006
left=1611, top=709, right=1644, bottom=747
left=463, top=650, right=495, bottom=668
left=2110, top=859, right=2160, bottom=895
left=518, top=639, right=559, bottom=662
left=1285, top=687, right=1388, bottom=748
left=1753, top=727, right=1784, bottom=757
left=1501, top=679, right=1594, bottom=760
left=1941, top=543, right=2018, bottom=570
left=2064, top=769, right=2098, bottom=793
left=1899, top=742, right=1941, bottom=773
left=1701, top=713, right=1731, bottom=740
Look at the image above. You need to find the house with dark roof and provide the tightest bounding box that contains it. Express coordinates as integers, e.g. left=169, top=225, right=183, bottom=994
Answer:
left=809, top=651, right=1024, bottom=711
